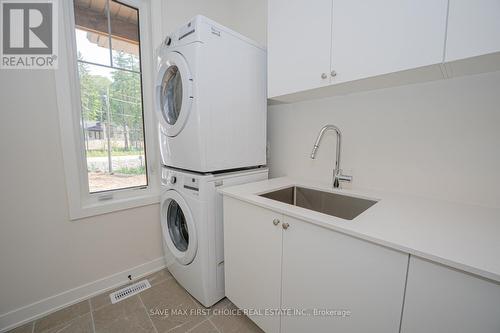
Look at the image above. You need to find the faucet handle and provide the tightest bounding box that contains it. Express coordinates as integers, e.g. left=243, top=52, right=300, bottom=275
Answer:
left=333, top=169, right=353, bottom=188
left=337, top=173, right=353, bottom=183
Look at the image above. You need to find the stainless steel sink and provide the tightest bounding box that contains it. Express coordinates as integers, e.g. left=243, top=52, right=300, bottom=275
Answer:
left=259, top=186, right=377, bottom=220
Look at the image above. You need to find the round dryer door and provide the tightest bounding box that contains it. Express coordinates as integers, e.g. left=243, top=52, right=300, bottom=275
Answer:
left=161, top=190, right=197, bottom=265
left=156, top=51, right=193, bottom=137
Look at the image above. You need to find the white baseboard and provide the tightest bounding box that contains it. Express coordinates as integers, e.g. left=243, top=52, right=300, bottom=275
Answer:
left=0, top=257, right=166, bottom=333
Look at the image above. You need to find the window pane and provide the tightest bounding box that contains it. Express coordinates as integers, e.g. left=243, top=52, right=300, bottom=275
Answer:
left=78, top=63, right=147, bottom=193
left=75, top=0, right=147, bottom=194
left=73, top=0, right=111, bottom=66
left=110, top=1, right=140, bottom=71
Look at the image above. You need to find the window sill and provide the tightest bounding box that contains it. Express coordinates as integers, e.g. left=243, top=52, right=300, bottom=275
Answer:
left=70, top=191, right=160, bottom=220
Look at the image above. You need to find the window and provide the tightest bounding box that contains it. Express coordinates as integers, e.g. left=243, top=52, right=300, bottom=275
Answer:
left=73, top=0, right=147, bottom=193
left=55, top=0, right=158, bottom=219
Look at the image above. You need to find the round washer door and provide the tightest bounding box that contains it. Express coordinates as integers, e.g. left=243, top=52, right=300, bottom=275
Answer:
left=155, top=51, right=193, bottom=137
left=160, top=190, right=197, bottom=265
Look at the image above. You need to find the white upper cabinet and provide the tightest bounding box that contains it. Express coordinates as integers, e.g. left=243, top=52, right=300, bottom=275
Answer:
left=331, top=0, right=448, bottom=84
left=445, top=0, right=500, bottom=62
left=268, top=0, right=500, bottom=100
left=268, top=0, right=448, bottom=98
left=267, top=0, right=333, bottom=97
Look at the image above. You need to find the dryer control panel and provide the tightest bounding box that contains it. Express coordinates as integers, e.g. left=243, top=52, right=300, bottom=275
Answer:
left=161, top=16, right=205, bottom=49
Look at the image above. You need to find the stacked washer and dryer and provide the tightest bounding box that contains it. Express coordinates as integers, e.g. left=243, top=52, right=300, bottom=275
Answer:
left=155, top=15, right=268, bottom=307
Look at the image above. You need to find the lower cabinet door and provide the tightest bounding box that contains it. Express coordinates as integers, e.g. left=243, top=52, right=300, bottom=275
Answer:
left=223, top=197, right=283, bottom=333
left=281, top=215, right=408, bottom=333
left=400, top=256, right=500, bottom=333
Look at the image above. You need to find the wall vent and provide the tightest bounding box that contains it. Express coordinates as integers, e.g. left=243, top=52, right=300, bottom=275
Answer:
left=109, top=279, right=151, bottom=304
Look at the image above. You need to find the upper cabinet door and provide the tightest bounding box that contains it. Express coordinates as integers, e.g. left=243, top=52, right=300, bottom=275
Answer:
left=445, top=0, right=500, bottom=62
left=268, top=0, right=333, bottom=98
left=331, top=0, right=448, bottom=84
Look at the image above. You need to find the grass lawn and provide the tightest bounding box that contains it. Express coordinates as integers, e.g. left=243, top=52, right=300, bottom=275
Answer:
left=86, top=149, right=144, bottom=157
left=114, top=166, right=146, bottom=175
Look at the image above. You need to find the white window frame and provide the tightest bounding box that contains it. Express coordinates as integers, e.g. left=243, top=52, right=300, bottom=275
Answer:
left=55, top=0, right=160, bottom=220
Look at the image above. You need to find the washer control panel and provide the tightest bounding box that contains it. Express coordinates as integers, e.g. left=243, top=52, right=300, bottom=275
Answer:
left=162, top=168, right=179, bottom=187
left=183, top=176, right=199, bottom=191
left=161, top=168, right=200, bottom=192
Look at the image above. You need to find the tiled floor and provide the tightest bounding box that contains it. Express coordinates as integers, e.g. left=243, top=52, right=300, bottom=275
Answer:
left=8, top=269, right=263, bottom=333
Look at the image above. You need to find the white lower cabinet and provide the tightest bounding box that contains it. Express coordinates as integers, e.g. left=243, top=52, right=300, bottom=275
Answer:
left=223, top=198, right=409, bottom=332
left=281, top=215, right=409, bottom=333
left=224, top=198, right=500, bottom=332
left=400, top=256, right=500, bottom=333
left=223, top=197, right=283, bottom=333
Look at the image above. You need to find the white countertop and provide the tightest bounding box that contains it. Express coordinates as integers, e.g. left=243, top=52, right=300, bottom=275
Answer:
left=219, top=177, right=500, bottom=283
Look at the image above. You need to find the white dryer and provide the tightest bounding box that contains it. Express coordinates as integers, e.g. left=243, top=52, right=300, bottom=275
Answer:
left=160, top=166, right=268, bottom=307
left=156, top=15, right=267, bottom=173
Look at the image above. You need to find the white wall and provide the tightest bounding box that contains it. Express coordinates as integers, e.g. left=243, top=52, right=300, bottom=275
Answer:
left=0, top=68, right=163, bottom=321
left=268, top=71, right=500, bottom=208
left=154, top=0, right=267, bottom=47
left=0, top=0, right=267, bottom=329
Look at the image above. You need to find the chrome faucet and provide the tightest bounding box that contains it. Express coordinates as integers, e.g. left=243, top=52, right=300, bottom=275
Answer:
left=311, top=125, right=353, bottom=188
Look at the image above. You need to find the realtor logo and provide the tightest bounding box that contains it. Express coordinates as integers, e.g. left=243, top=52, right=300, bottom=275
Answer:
left=1, top=0, right=58, bottom=69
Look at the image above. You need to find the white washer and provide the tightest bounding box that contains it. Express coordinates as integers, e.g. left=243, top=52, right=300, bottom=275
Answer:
left=160, top=166, right=268, bottom=307
left=155, top=15, right=267, bottom=173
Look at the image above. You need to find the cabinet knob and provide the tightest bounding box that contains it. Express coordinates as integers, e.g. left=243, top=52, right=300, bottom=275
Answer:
left=331, top=70, right=337, bottom=77
left=282, top=222, right=290, bottom=230
left=273, top=218, right=280, bottom=226
left=321, top=73, right=328, bottom=79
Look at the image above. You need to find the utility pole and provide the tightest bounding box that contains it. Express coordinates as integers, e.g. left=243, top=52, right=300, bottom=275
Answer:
left=81, top=106, right=88, bottom=151
left=105, top=87, right=113, bottom=174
